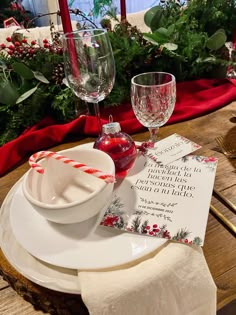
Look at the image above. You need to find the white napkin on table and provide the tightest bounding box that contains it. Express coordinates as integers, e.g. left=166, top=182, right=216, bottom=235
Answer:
left=78, top=242, right=216, bottom=315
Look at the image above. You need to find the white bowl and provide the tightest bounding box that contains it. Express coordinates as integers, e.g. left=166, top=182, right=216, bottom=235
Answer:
left=22, top=147, right=115, bottom=224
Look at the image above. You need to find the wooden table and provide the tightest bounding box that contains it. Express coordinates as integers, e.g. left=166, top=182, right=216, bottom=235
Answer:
left=0, top=102, right=236, bottom=315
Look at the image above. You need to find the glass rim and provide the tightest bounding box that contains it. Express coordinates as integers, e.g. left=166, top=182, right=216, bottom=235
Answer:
left=131, top=71, right=176, bottom=87
left=62, top=28, right=107, bottom=39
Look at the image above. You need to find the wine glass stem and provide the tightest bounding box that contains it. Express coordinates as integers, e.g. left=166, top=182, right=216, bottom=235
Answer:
left=94, top=102, right=102, bottom=135
left=148, top=127, right=159, bottom=143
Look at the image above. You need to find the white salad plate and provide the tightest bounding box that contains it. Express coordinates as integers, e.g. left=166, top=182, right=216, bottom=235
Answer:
left=0, top=144, right=166, bottom=292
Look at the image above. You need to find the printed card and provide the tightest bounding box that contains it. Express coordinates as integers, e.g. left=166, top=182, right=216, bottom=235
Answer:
left=147, top=133, right=201, bottom=165
left=100, top=153, right=217, bottom=246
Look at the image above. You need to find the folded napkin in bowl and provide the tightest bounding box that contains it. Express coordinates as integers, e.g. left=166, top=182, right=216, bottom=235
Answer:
left=78, top=242, right=216, bottom=315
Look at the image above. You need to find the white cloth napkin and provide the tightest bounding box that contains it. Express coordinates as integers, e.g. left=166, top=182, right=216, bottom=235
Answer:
left=78, top=242, right=216, bottom=315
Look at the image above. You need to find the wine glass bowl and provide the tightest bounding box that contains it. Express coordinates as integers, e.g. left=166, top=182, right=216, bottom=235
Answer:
left=131, top=72, right=176, bottom=143
left=62, top=28, right=115, bottom=132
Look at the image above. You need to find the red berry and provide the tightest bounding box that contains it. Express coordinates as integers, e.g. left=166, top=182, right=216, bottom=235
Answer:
left=22, top=38, right=27, bottom=43
left=14, top=41, right=20, bottom=47
left=184, top=239, right=188, bottom=243
left=153, top=224, right=158, bottom=228
left=0, top=43, right=6, bottom=49
left=8, top=50, right=13, bottom=55
left=43, top=39, right=48, bottom=44
left=57, top=48, right=63, bottom=55
left=145, top=225, right=150, bottom=230
left=29, top=48, right=35, bottom=54
left=44, top=43, right=49, bottom=48
left=8, top=45, right=15, bottom=50
left=31, top=40, right=36, bottom=45
left=149, top=231, right=154, bottom=235
left=6, top=37, right=12, bottom=42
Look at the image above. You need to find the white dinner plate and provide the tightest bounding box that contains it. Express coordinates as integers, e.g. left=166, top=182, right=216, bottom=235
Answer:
left=8, top=143, right=166, bottom=271
left=0, top=178, right=80, bottom=293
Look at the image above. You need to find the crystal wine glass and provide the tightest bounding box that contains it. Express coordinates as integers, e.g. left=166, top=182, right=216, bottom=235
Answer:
left=131, top=72, right=176, bottom=143
left=62, top=28, right=115, bottom=133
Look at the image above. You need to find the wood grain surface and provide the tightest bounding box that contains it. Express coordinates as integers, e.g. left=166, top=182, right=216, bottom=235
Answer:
left=0, top=103, right=236, bottom=314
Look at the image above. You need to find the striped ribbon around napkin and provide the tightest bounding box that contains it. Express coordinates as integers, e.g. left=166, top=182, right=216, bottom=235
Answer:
left=78, top=241, right=216, bottom=315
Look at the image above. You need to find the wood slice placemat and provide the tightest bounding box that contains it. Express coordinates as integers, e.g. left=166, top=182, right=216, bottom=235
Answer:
left=0, top=249, right=89, bottom=315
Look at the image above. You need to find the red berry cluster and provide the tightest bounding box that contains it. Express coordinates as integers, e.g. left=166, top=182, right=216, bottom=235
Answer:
left=1, top=36, right=37, bottom=60
left=144, top=224, right=171, bottom=239
left=0, top=36, right=63, bottom=61
left=177, top=238, right=193, bottom=245
left=144, top=224, right=160, bottom=236
left=41, top=38, right=63, bottom=55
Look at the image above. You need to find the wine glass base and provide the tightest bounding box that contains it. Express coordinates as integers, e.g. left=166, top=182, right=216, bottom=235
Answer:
left=148, top=127, right=159, bottom=143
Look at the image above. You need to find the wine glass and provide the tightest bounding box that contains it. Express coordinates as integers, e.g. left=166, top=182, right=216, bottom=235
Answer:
left=131, top=72, right=176, bottom=143
left=62, top=28, right=115, bottom=134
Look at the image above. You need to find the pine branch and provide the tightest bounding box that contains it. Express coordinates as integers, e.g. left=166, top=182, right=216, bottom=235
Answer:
left=131, top=216, right=142, bottom=232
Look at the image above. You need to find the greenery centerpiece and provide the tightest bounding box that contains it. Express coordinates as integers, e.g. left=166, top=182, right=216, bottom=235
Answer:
left=0, top=0, right=236, bottom=146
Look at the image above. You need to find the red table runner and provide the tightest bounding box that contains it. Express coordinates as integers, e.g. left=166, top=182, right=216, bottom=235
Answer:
left=1, top=78, right=236, bottom=176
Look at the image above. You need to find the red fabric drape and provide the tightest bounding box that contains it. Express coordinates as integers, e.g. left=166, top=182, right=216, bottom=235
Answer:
left=1, top=78, right=236, bottom=176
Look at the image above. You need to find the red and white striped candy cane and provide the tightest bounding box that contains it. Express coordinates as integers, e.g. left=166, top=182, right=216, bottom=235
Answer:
left=28, top=151, right=115, bottom=183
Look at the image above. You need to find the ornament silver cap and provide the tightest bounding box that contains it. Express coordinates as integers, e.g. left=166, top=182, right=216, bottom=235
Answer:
left=102, top=122, right=121, bottom=134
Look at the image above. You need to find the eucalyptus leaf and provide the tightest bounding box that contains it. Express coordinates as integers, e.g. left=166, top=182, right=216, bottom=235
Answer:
left=214, top=29, right=226, bottom=34
left=144, top=6, right=162, bottom=27
left=144, top=6, right=165, bottom=32
left=163, top=43, right=178, bottom=51
left=143, top=33, right=159, bottom=45
left=154, top=27, right=170, bottom=43
left=33, top=71, right=49, bottom=84
left=156, top=27, right=169, bottom=37
left=16, top=86, right=38, bottom=104
left=0, top=60, right=7, bottom=70
left=12, top=62, right=34, bottom=79
left=196, top=56, right=217, bottom=63
left=206, top=31, right=227, bottom=51
left=0, top=81, right=19, bottom=104
left=167, top=24, right=176, bottom=36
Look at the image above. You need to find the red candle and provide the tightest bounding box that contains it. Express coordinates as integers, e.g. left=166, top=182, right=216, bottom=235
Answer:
left=58, top=0, right=79, bottom=76
left=120, top=0, right=126, bottom=22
